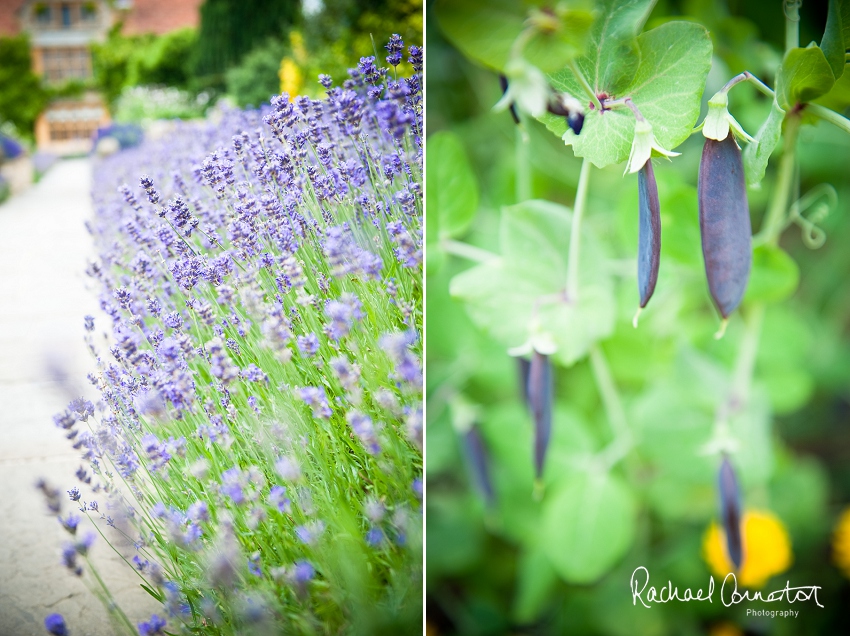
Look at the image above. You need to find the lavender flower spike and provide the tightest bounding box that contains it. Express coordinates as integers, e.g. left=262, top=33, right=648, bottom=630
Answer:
left=718, top=454, right=743, bottom=569
left=44, top=613, right=68, bottom=636
left=528, top=351, right=553, bottom=481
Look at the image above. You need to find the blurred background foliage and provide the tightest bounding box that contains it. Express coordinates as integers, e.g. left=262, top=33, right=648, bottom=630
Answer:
left=0, top=34, right=88, bottom=142
left=1, top=0, right=422, bottom=144
left=94, top=0, right=423, bottom=115
left=426, top=0, right=850, bottom=634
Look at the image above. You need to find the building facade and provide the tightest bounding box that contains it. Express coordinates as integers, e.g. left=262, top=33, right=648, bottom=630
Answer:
left=0, top=0, right=201, bottom=154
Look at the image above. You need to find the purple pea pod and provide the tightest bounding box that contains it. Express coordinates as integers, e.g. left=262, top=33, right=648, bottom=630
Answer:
left=464, top=424, right=494, bottom=506
left=698, top=133, right=752, bottom=320
left=499, top=75, right=521, bottom=126
left=517, top=356, right=531, bottom=408
left=527, top=351, right=553, bottom=480
left=637, top=160, right=661, bottom=311
left=718, top=454, right=743, bottom=570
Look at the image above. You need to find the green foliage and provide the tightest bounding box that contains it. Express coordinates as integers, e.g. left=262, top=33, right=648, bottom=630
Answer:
left=92, top=28, right=197, bottom=106
left=435, top=0, right=596, bottom=73
left=776, top=45, right=835, bottom=109
left=743, top=99, right=785, bottom=186
left=547, top=20, right=713, bottom=168
left=0, top=35, right=50, bottom=140
left=299, top=0, right=423, bottom=90
left=225, top=38, right=285, bottom=108
left=541, top=471, right=637, bottom=583
left=191, top=0, right=299, bottom=89
left=112, top=86, right=209, bottom=123
left=450, top=199, right=615, bottom=366
left=426, top=131, right=479, bottom=240
left=427, top=0, right=850, bottom=632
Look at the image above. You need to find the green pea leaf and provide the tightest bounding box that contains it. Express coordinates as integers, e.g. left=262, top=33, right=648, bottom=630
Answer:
left=427, top=131, right=479, bottom=240
left=545, top=21, right=712, bottom=169
left=435, top=0, right=595, bottom=73
left=776, top=45, right=836, bottom=109
left=434, top=0, right=526, bottom=72
left=744, top=245, right=800, bottom=304
left=449, top=200, right=615, bottom=367
left=821, top=0, right=850, bottom=80
left=524, top=4, right=597, bottom=73
left=541, top=471, right=637, bottom=584
left=574, top=0, right=656, bottom=96
left=513, top=548, right=559, bottom=624
left=815, top=65, right=850, bottom=112
left=743, top=99, right=785, bottom=187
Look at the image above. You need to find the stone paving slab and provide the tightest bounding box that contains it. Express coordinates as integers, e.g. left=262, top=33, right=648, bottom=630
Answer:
left=0, top=159, right=158, bottom=635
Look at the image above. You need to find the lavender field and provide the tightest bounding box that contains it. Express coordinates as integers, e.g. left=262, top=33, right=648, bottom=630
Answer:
left=40, top=41, right=422, bottom=636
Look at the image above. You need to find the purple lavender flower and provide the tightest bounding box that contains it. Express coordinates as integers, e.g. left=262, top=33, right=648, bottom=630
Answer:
left=297, top=333, right=320, bottom=357
left=274, top=456, right=302, bottom=482
left=386, top=221, right=422, bottom=267
left=187, top=501, right=209, bottom=523
left=44, top=613, right=68, bottom=636
left=385, top=34, right=404, bottom=67
left=268, top=485, right=291, bottom=513
left=60, top=514, right=80, bottom=535
left=346, top=410, right=380, bottom=454
left=137, top=614, right=166, bottom=636
left=329, top=356, right=360, bottom=392
left=298, top=386, right=332, bottom=419
left=379, top=330, right=422, bottom=387
left=408, top=45, right=422, bottom=72
left=221, top=468, right=248, bottom=505
left=293, top=560, right=314, bottom=584
left=366, top=526, right=385, bottom=547
left=241, top=364, right=268, bottom=383
left=207, top=338, right=239, bottom=385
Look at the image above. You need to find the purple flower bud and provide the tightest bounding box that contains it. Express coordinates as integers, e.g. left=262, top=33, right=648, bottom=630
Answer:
left=137, top=614, right=166, bottom=636
left=44, top=613, right=68, bottom=636
left=464, top=424, right=494, bottom=505
left=718, top=454, right=743, bottom=569
left=528, top=352, right=553, bottom=480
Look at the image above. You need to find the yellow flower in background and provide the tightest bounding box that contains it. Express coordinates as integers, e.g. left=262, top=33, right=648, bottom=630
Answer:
left=709, top=623, right=743, bottom=636
left=290, top=30, right=307, bottom=64
left=832, top=507, right=850, bottom=577
left=279, top=57, right=303, bottom=101
left=703, top=510, right=792, bottom=588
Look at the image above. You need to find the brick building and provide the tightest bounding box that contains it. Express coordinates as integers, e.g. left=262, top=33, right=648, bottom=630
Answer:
left=0, top=0, right=202, bottom=153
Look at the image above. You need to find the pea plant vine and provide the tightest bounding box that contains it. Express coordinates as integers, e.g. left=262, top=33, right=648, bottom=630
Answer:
left=427, top=0, right=850, bottom=629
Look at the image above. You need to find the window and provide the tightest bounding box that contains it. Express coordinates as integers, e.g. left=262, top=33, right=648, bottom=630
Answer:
left=48, top=120, right=98, bottom=142
left=61, top=4, right=72, bottom=27
left=42, top=47, right=92, bottom=82
left=35, top=4, right=53, bottom=25
left=81, top=3, right=97, bottom=21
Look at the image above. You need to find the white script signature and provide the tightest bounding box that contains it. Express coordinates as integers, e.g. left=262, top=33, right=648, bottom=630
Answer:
left=630, top=566, right=824, bottom=609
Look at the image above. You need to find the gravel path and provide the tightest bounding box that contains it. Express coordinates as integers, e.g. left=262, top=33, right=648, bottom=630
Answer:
left=0, top=159, right=157, bottom=635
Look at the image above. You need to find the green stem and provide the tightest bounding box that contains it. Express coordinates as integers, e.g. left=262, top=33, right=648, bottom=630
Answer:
left=516, top=125, right=531, bottom=202
left=441, top=239, right=499, bottom=263
left=589, top=346, right=632, bottom=469
left=568, top=60, right=602, bottom=112
left=565, top=158, right=592, bottom=301
left=589, top=346, right=629, bottom=440
left=757, top=115, right=800, bottom=245
left=807, top=103, right=850, bottom=135
left=785, top=0, right=801, bottom=52
left=83, top=555, right=137, bottom=634
left=745, top=73, right=775, bottom=98
left=730, top=304, right=765, bottom=405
